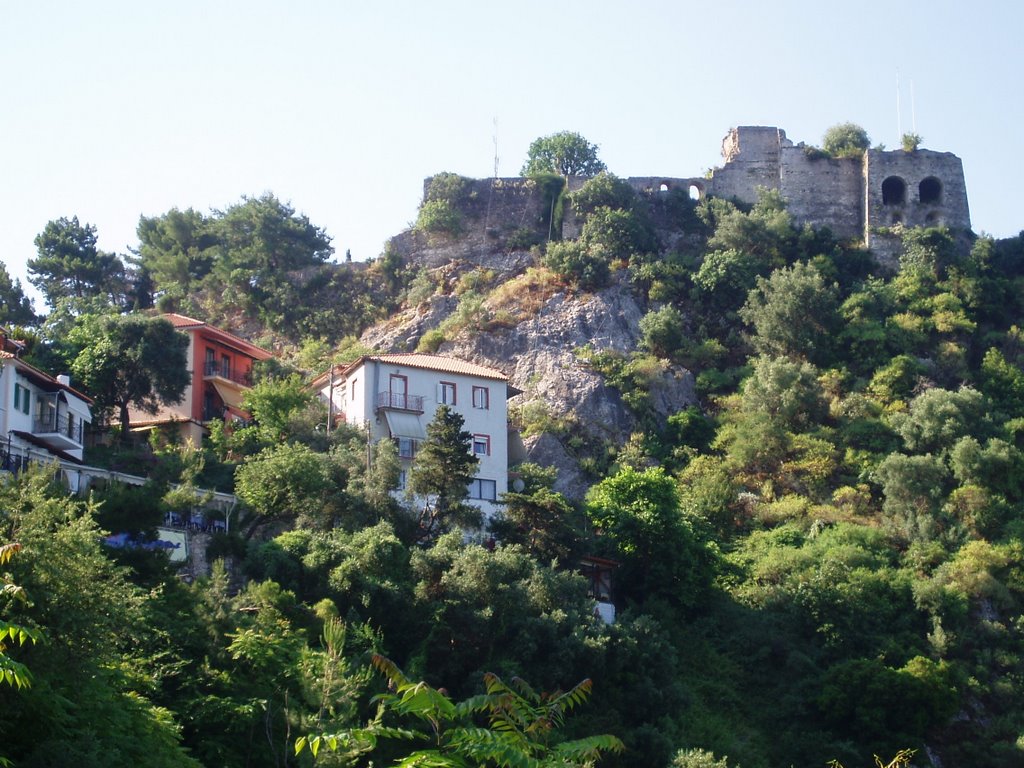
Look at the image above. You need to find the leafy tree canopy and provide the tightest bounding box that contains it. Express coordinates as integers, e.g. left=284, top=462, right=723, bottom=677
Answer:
left=0, top=261, right=36, bottom=326
left=488, top=462, right=586, bottom=564
left=28, top=216, right=128, bottom=309
left=822, top=122, right=871, bottom=158
left=235, top=442, right=342, bottom=532
left=521, top=131, right=607, bottom=178
left=739, top=261, right=840, bottom=365
left=70, top=314, right=190, bottom=441
left=570, top=172, right=636, bottom=217
left=585, top=466, right=716, bottom=610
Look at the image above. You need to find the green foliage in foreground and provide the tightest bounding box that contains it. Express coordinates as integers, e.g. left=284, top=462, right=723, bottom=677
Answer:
left=297, top=654, right=624, bottom=766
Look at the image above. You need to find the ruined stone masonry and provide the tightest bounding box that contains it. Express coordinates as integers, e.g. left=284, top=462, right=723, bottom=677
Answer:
left=418, top=126, right=971, bottom=264
left=702, top=126, right=971, bottom=256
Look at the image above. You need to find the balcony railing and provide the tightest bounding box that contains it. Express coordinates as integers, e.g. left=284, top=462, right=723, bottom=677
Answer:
left=204, top=361, right=252, bottom=387
left=376, top=391, right=424, bottom=413
left=33, top=411, right=84, bottom=445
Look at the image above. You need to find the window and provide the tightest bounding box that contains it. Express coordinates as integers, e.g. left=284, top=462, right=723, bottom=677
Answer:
left=397, top=437, right=418, bottom=459
left=919, top=176, right=942, bottom=204
left=351, top=378, right=358, bottom=399
left=439, top=381, right=456, bottom=405
left=472, top=434, right=490, bottom=456
left=203, top=391, right=216, bottom=421
left=389, top=374, right=409, bottom=409
left=472, top=386, right=489, bottom=409
left=882, top=176, right=907, bottom=206
left=468, top=478, right=497, bottom=501
left=14, top=383, right=29, bottom=415
left=397, top=470, right=407, bottom=491
left=221, top=353, right=231, bottom=378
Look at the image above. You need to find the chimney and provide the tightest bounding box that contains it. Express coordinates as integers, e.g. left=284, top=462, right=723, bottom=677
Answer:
left=57, top=374, right=71, bottom=387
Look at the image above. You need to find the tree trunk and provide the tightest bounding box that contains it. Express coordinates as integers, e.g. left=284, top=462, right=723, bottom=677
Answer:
left=119, top=402, right=132, bottom=445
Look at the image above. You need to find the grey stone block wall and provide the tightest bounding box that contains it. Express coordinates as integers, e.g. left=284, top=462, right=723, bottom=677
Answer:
left=779, top=148, right=863, bottom=239
left=864, top=149, right=971, bottom=234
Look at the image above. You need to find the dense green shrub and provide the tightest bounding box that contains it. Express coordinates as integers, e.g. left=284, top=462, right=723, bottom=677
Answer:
left=821, top=122, right=871, bottom=158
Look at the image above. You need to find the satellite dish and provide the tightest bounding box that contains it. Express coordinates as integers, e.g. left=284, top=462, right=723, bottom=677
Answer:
left=512, top=477, right=526, bottom=492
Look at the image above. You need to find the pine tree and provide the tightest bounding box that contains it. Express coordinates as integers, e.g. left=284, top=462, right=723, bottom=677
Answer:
left=408, top=405, right=480, bottom=542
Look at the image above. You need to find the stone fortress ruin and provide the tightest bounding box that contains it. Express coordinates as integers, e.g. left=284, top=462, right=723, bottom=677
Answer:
left=413, top=126, right=971, bottom=267
left=631, top=126, right=971, bottom=254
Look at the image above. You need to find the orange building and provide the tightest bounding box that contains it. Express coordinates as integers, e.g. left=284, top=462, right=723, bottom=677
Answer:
left=127, top=313, right=273, bottom=445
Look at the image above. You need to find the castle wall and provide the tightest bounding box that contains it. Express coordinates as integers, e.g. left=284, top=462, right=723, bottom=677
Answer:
left=413, top=127, right=971, bottom=265
left=707, top=126, right=790, bottom=203
left=864, top=149, right=971, bottom=234
left=779, top=148, right=863, bottom=240
left=421, top=177, right=552, bottom=237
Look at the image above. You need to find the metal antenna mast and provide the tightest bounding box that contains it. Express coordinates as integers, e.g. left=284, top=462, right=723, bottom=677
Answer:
left=492, top=117, right=500, bottom=178
left=911, top=79, right=917, bottom=134
left=896, top=70, right=902, bottom=140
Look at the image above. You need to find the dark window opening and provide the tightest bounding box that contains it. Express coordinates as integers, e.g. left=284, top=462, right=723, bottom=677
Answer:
left=882, top=176, right=906, bottom=205
left=891, top=212, right=903, bottom=225
left=926, top=212, right=943, bottom=226
left=919, top=177, right=942, bottom=204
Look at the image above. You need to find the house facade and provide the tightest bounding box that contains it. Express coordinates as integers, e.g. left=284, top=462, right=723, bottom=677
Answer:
left=313, top=353, right=514, bottom=520
left=127, top=313, right=273, bottom=445
left=0, top=333, right=92, bottom=467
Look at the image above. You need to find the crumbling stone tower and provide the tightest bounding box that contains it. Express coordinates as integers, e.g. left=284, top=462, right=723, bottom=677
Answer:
left=702, top=126, right=971, bottom=262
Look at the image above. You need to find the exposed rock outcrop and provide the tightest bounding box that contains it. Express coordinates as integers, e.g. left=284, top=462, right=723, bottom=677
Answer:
left=359, top=264, right=697, bottom=500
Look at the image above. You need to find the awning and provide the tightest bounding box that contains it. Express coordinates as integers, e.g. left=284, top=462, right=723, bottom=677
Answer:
left=211, top=380, right=245, bottom=410
left=63, top=393, right=92, bottom=422
left=384, top=411, right=426, bottom=440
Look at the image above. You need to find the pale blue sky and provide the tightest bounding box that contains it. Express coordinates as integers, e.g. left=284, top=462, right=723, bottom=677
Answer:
left=1, top=1, right=1020, bottom=308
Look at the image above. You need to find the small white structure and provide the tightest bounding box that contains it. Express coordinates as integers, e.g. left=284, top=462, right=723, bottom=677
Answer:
left=0, top=337, right=93, bottom=467
left=313, top=354, right=515, bottom=521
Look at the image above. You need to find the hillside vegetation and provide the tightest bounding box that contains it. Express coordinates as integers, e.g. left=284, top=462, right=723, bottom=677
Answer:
left=2, top=129, right=1024, bottom=767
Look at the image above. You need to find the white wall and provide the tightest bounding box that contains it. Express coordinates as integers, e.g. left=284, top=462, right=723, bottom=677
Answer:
left=334, top=359, right=509, bottom=521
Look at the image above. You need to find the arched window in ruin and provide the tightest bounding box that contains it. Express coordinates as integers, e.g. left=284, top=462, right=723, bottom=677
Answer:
left=925, top=212, right=943, bottom=226
left=919, top=176, right=942, bottom=204
left=891, top=212, right=903, bottom=225
left=882, top=176, right=907, bottom=206
left=659, top=183, right=670, bottom=192
left=688, top=183, right=702, bottom=201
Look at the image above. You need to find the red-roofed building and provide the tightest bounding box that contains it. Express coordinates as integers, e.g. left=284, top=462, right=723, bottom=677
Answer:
left=311, top=354, right=518, bottom=521
left=127, top=314, right=273, bottom=445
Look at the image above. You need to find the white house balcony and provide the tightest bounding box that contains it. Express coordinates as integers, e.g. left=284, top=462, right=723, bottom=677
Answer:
left=376, top=391, right=424, bottom=413
left=32, top=410, right=84, bottom=451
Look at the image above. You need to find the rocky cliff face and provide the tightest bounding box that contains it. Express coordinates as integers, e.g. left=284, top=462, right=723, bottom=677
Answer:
left=360, top=239, right=697, bottom=501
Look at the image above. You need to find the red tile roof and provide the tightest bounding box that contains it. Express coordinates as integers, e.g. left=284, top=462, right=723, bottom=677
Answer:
left=352, top=353, right=507, bottom=381
left=1, top=353, right=93, bottom=403
left=158, top=313, right=272, bottom=360
left=311, top=353, right=509, bottom=389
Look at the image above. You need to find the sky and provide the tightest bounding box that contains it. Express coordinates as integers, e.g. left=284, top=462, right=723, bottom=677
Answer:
left=2, top=1, right=1021, bottom=308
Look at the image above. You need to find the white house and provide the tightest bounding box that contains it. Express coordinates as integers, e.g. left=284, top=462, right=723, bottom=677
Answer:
left=312, top=353, right=515, bottom=521
left=0, top=334, right=93, bottom=468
